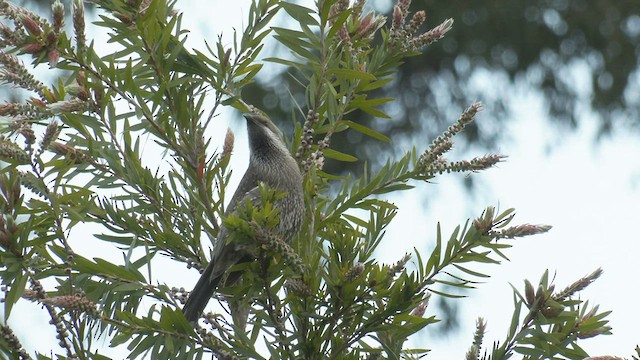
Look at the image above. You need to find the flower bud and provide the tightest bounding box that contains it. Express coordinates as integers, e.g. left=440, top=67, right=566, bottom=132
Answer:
left=524, top=279, right=535, bottom=306
left=20, top=15, right=42, bottom=36
left=48, top=49, right=60, bottom=66
left=22, top=43, right=45, bottom=54
left=47, top=98, right=87, bottom=114
left=52, top=0, right=65, bottom=32
left=345, top=262, right=365, bottom=282
left=222, top=127, right=234, bottom=159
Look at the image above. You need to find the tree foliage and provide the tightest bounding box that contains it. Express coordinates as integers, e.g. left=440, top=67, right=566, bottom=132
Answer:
left=241, top=0, right=640, bottom=177
left=0, top=0, right=626, bottom=359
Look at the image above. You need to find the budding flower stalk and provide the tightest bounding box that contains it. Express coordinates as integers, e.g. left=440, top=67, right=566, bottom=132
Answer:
left=285, top=278, right=311, bottom=297
left=47, top=98, right=88, bottom=114
left=0, top=325, right=30, bottom=359
left=410, top=295, right=430, bottom=317
left=51, top=0, right=65, bottom=34
left=387, top=253, right=411, bottom=278
left=40, top=121, right=60, bottom=151
left=222, top=127, right=234, bottom=159
left=553, top=268, right=603, bottom=301
left=49, top=141, right=92, bottom=164
left=389, top=0, right=454, bottom=52
left=20, top=14, right=42, bottom=36
left=73, top=0, right=86, bottom=54
left=492, top=223, right=552, bottom=239
left=345, top=262, right=365, bottom=282
left=42, top=294, right=98, bottom=315
left=296, top=110, right=318, bottom=163
left=0, top=51, right=48, bottom=96
left=0, top=139, right=30, bottom=164
left=410, top=18, right=454, bottom=49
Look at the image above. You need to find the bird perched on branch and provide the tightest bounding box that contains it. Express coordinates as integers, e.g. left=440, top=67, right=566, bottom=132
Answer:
left=183, top=112, right=305, bottom=323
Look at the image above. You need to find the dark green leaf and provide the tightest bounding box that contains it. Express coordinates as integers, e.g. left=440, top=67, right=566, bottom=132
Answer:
left=323, top=148, right=358, bottom=162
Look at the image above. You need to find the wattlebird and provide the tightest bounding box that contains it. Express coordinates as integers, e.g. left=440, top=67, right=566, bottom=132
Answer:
left=183, top=112, right=304, bottom=322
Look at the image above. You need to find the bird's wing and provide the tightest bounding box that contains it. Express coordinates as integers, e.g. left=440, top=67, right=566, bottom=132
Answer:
left=182, top=185, right=262, bottom=322
left=208, top=185, right=262, bottom=282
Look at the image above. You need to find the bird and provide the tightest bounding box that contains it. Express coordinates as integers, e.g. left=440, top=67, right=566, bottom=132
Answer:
left=183, top=112, right=305, bottom=323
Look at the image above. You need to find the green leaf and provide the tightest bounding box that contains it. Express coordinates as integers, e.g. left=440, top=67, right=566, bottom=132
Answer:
left=359, top=77, right=393, bottom=92
left=280, top=2, right=318, bottom=26
left=272, top=28, right=319, bottom=62
left=452, top=264, right=490, bottom=278
left=373, top=183, right=413, bottom=194
left=327, top=8, right=353, bottom=39
left=328, top=69, right=377, bottom=81
left=323, top=148, right=358, bottom=162
left=344, top=120, right=391, bottom=142
left=263, top=57, right=307, bottom=69
left=427, top=288, right=466, bottom=298
left=74, top=256, right=146, bottom=282
left=4, top=269, right=26, bottom=321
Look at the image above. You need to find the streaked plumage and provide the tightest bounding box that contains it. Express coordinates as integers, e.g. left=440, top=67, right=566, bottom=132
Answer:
left=183, top=113, right=304, bottom=322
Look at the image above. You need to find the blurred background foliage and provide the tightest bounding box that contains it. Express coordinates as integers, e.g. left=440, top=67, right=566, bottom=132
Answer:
left=11, top=0, right=640, bottom=172
left=248, top=0, right=640, bottom=176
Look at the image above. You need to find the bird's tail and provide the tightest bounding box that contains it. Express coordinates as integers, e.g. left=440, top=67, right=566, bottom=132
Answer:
left=183, top=265, right=219, bottom=322
left=183, top=252, right=251, bottom=322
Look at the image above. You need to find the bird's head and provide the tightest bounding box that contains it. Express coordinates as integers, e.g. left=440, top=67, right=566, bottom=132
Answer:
left=243, top=112, right=289, bottom=160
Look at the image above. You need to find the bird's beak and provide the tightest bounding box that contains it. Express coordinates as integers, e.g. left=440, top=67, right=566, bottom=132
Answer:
left=243, top=113, right=257, bottom=124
